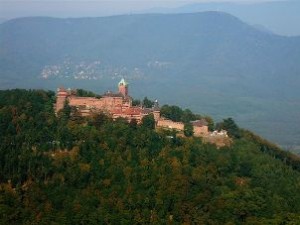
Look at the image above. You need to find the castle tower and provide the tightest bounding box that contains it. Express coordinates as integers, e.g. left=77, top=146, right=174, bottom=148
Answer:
left=118, top=78, right=128, bottom=97
left=56, top=87, right=68, bottom=113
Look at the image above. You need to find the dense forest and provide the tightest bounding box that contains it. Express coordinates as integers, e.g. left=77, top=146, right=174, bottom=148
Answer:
left=1, top=89, right=300, bottom=224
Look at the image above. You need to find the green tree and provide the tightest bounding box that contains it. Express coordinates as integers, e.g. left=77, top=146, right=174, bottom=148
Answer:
left=76, top=89, right=100, bottom=98
left=143, top=97, right=154, bottom=108
left=217, top=118, right=241, bottom=138
left=160, top=105, right=183, bottom=122
left=203, top=116, right=214, bottom=131
left=90, top=113, right=111, bottom=129
left=132, top=99, right=141, bottom=106
left=181, top=109, right=197, bottom=123
left=141, top=114, right=155, bottom=129
left=57, top=100, right=71, bottom=123
left=184, top=122, right=194, bottom=137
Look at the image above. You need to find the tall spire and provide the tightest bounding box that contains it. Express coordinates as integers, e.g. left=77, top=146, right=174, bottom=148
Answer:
left=118, top=78, right=128, bottom=87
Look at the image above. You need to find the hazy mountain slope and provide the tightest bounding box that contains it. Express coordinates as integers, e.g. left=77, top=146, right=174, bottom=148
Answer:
left=0, top=12, right=300, bottom=148
left=145, top=0, right=300, bottom=36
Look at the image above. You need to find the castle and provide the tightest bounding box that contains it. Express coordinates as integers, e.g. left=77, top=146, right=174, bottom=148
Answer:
left=56, top=78, right=160, bottom=124
left=55, top=78, right=209, bottom=137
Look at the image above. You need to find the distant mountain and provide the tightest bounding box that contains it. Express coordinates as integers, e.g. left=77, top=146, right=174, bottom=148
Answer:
left=0, top=18, right=7, bottom=24
left=143, top=0, right=300, bottom=36
left=0, top=12, right=300, bottom=149
left=252, top=24, right=274, bottom=35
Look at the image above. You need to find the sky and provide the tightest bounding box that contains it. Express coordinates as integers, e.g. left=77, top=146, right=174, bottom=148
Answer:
left=0, top=0, right=286, bottom=19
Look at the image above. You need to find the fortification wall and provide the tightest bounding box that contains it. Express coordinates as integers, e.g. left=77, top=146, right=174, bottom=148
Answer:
left=68, top=97, right=103, bottom=108
left=157, top=118, right=209, bottom=137
left=157, top=119, right=184, bottom=131
left=68, top=96, right=125, bottom=110
left=101, top=97, right=123, bottom=108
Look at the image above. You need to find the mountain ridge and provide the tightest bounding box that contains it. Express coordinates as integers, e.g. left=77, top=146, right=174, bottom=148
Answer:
left=141, top=0, right=300, bottom=36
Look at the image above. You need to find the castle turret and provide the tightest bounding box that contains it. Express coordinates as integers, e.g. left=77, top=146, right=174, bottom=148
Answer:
left=118, top=78, right=128, bottom=97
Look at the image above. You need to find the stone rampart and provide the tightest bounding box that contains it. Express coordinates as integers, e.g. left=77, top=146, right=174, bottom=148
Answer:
left=157, top=119, right=184, bottom=131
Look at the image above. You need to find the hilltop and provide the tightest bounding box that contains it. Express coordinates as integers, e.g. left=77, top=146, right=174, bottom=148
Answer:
left=1, top=12, right=300, bottom=149
left=1, top=89, right=300, bottom=224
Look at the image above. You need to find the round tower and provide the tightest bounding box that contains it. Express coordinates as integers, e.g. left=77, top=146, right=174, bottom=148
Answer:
left=118, top=78, right=128, bottom=97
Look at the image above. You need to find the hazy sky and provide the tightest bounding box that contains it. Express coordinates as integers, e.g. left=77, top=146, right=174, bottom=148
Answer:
left=0, top=0, right=286, bottom=19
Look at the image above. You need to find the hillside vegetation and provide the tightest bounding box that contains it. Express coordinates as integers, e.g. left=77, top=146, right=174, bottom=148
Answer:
left=1, top=89, right=300, bottom=224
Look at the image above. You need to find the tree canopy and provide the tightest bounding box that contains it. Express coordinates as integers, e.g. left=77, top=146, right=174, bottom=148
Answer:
left=1, top=89, right=300, bottom=224
left=160, top=105, right=202, bottom=123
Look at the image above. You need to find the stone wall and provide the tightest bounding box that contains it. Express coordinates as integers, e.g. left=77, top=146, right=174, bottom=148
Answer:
left=157, top=119, right=184, bottom=131
left=194, top=126, right=209, bottom=137
left=68, top=96, right=125, bottom=110
left=157, top=118, right=209, bottom=137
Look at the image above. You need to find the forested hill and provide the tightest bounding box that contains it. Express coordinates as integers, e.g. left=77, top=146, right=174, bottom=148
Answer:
left=1, top=89, right=300, bottom=224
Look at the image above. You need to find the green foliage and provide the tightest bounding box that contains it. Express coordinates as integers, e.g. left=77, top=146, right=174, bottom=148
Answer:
left=141, top=114, right=155, bottom=130
left=76, top=89, right=101, bottom=98
left=57, top=100, right=71, bottom=122
left=89, top=113, right=112, bottom=129
left=160, top=105, right=202, bottom=123
left=217, top=118, right=241, bottom=138
left=160, top=105, right=183, bottom=122
left=142, top=97, right=154, bottom=108
left=132, top=99, right=141, bottom=106
left=1, top=89, right=300, bottom=224
left=203, top=115, right=215, bottom=131
left=184, top=122, right=194, bottom=137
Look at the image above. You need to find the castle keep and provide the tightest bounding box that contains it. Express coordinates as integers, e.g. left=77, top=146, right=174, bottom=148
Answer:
left=55, top=78, right=209, bottom=136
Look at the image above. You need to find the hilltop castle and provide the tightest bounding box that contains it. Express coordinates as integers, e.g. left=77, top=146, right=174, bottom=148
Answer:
left=56, top=78, right=160, bottom=123
left=55, top=78, right=209, bottom=136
